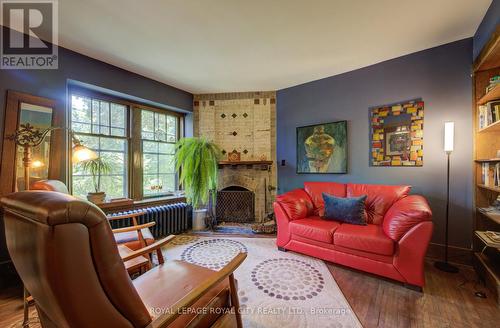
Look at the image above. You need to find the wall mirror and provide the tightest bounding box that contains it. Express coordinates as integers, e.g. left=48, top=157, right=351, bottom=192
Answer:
left=0, top=91, right=61, bottom=196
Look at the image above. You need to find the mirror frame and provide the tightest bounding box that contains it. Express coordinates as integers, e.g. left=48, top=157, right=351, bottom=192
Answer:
left=0, top=90, right=62, bottom=196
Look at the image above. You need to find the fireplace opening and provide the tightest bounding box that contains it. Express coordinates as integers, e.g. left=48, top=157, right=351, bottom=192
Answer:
left=216, top=186, right=255, bottom=223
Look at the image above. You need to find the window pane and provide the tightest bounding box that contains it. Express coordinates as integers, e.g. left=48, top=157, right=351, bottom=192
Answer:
left=72, top=176, right=94, bottom=198
left=143, top=174, right=163, bottom=196
left=100, top=175, right=125, bottom=198
left=111, top=127, right=125, bottom=137
left=99, top=101, right=110, bottom=127
left=143, top=153, right=158, bottom=174
left=100, top=137, right=125, bottom=151
left=142, top=110, right=154, bottom=136
left=71, top=95, right=91, bottom=124
left=160, top=174, right=176, bottom=192
left=159, top=143, right=175, bottom=154
left=110, top=103, right=126, bottom=128
left=143, top=141, right=158, bottom=153
left=100, top=152, right=125, bottom=175
left=72, top=122, right=91, bottom=133
left=76, top=134, right=99, bottom=149
left=159, top=155, right=174, bottom=173
left=92, top=100, right=100, bottom=134
left=157, top=113, right=167, bottom=141
left=167, top=116, right=177, bottom=136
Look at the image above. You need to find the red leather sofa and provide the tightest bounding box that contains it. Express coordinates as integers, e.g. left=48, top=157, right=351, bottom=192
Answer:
left=274, top=182, right=433, bottom=288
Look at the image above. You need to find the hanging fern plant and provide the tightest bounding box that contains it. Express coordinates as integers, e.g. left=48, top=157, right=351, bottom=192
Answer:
left=174, top=137, right=222, bottom=209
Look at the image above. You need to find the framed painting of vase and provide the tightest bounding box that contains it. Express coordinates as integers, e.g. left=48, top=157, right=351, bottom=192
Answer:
left=296, top=121, right=348, bottom=174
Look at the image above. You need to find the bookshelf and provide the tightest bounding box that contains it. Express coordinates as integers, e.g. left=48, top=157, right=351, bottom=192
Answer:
left=473, top=25, right=500, bottom=307
left=478, top=83, right=500, bottom=105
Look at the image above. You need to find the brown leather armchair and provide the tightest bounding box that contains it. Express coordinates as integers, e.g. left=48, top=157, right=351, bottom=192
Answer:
left=30, top=179, right=69, bottom=193
left=1, top=191, right=246, bottom=327
left=31, top=179, right=157, bottom=254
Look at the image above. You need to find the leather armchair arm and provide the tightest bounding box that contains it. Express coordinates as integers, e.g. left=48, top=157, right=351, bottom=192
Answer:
left=383, top=195, right=432, bottom=241
left=148, top=253, right=247, bottom=328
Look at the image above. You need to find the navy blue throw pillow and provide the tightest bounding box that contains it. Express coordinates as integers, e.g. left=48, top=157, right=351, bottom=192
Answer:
left=322, top=193, right=367, bottom=225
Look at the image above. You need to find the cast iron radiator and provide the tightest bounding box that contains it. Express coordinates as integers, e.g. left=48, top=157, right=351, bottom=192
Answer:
left=108, top=203, right=192, bottom=238
left=216, top=187, right=255, bottom=223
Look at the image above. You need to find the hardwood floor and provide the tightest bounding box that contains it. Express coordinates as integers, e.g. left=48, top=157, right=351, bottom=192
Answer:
left=1, top=251, right=498, bottom=327
left=328, top=259, right=500, bottom=328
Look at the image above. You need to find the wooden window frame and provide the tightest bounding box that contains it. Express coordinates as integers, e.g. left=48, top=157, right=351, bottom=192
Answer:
left=68, top=86, right=185, bottom=201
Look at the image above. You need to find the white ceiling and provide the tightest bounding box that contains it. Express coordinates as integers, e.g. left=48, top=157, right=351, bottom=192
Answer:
left=56, top=0, right=491, bottom=94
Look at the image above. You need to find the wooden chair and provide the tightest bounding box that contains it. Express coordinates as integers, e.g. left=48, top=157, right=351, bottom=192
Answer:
left=1, top=191, right=246, bottom=328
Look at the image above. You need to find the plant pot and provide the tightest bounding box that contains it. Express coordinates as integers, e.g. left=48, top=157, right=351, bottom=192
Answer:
left=192, top=209, right=207, bottom=231
left=87, top=192, right=106, bottom=204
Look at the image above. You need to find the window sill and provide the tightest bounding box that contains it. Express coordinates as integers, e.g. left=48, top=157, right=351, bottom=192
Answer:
left=98, top=195, right=186, bottom=213
left=134, top=195, right=186, bottom=206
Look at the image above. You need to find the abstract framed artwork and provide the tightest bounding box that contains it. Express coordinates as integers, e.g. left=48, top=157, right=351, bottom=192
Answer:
left=369, top=100, right=424, bottom=166
left=296, top=121, right=347, bottom=174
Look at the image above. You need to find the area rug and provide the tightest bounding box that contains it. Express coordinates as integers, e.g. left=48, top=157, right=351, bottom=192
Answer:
left=162, top=235, right=362, bottom=328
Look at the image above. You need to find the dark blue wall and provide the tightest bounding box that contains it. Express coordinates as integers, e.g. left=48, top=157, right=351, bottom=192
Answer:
left=473, top=0, right=500, bottom=60
left=276, top=39, right=473, bottom=248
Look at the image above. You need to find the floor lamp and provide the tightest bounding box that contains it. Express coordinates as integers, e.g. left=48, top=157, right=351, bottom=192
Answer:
left=434, top=121, right=459, bottom=273
left=7, top=123, right=97, bottom=327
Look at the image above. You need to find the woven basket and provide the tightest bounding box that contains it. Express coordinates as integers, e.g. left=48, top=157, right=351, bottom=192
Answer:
left=251, top=219, right=277, bottom=234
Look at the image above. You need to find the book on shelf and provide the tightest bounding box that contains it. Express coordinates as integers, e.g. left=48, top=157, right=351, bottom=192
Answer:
left=481, top=163, right=500, bottom=187
left=485, top=75, right=500, bottom=93
left=478, top=101, right=500, bottom=129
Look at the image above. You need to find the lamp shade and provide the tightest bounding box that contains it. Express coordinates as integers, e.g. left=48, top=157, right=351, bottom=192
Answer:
left=72, top=144, right=98, bottom=163
left=444, top=121, right=454, bottom=152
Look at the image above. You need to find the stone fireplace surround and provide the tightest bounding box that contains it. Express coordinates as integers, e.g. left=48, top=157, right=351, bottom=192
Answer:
left=194, top=91, right=277, bottom=223
left=218, top=165, right=273, bottom=223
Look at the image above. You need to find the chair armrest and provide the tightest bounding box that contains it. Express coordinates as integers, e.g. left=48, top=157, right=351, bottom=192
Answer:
left=148, top=253, right=247, bottom=328
left=383, top=195, right=432, bottom=241
left=107, top=210, right=147, bottom=221
left=274, top=189, right=314, bottom=221
left=121, top=235, right=176, bottom=262
left=112, top=222, right=155, bottom=234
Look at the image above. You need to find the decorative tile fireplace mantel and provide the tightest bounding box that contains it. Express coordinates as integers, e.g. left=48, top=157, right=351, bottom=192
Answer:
left=194, top=91, right=277, bottom=223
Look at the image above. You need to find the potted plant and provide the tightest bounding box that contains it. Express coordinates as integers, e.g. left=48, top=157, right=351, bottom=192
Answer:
left=78, top=157, right=112, bottom=204
left=174, top=137, right=221, bottom=230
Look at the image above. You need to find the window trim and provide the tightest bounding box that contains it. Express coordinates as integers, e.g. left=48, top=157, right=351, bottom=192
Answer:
left=68, top=86, right=185, bottom=201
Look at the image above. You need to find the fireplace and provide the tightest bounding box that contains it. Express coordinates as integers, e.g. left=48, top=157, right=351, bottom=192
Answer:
left=216, top=186, right=255, bottom=223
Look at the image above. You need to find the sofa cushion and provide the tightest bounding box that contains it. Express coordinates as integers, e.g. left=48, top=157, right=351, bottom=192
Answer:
left=346, top=183, right=411, bottom=225
left=276, top=189, right=314, bottom=220
left=333, top=224, right=394, bottom=256
left=323, top=193, right=367, bottom=225
left=304, top=182, right=346, bottom=216
left=289, top=217, right=341, bottom=243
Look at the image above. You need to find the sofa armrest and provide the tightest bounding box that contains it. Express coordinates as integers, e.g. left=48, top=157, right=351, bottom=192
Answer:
left=274, top=189, right=314, bottom=248
left=275, top=189, right=314, bottom=221
left=383, top=195, right=432, bottom=241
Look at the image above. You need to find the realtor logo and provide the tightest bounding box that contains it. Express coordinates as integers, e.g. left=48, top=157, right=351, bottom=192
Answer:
left=1, top=0, right=58, bottom=69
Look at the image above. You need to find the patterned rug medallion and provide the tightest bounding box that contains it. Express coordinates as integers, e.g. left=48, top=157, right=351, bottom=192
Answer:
left=163, top=236, right=362, bottom=328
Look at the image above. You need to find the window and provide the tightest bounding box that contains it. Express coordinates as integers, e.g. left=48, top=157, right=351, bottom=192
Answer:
left=141, top=110, right=178, bottom=197
left=70, top=94, right=128, bottom=199
left=69, top=89, right=183, bottom=201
